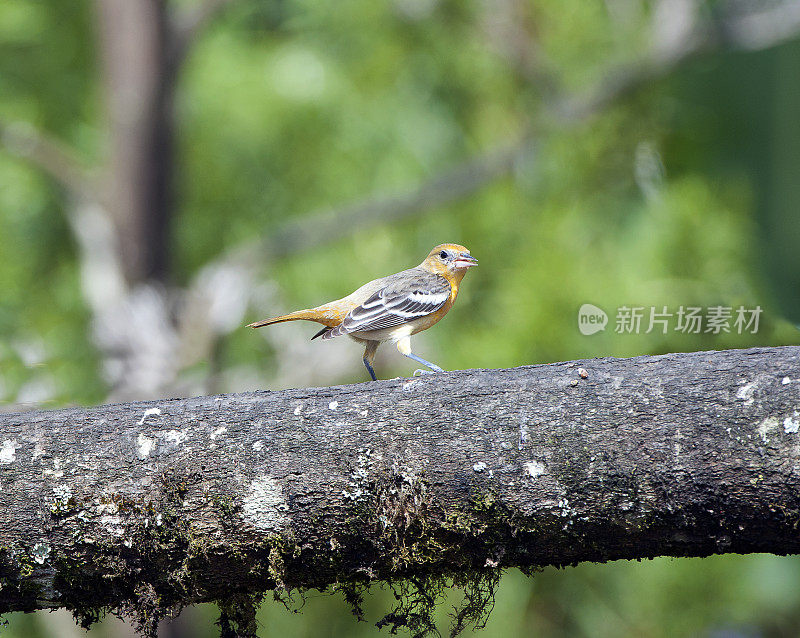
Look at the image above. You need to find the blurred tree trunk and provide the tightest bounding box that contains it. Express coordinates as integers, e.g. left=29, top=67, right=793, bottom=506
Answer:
left=95, top=0, right=175, bottom=284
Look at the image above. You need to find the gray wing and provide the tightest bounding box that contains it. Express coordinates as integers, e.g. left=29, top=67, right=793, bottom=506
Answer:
left=322, top=273, right=450, bottom=339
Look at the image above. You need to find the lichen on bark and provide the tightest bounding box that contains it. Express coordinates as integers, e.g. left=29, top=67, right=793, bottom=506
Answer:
left=1, top=347, right=800, bottom=636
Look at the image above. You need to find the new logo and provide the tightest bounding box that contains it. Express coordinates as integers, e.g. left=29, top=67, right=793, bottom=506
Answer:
left=578, top=304, right=608, bottom=335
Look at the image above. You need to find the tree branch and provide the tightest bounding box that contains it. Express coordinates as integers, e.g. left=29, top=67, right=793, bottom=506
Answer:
left=0, top=120, right=95, bottom=201
left=1, top=347, right=799, bottom=633
left=721, top=0, right=800, bottom=51
left=239, top=139, right=532, bottom=266
left=555, top=0, right=800, bottom=122
left=217, top=0, right=800, bottom=269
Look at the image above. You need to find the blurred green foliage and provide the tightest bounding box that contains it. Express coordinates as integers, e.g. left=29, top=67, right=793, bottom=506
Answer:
left=6, top=555, right=800, bottom=637
left=1, top=0, right=799, bottom=636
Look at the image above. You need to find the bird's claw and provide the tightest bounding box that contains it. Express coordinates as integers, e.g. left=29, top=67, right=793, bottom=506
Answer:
left=413, top=367, right=444, bottom=376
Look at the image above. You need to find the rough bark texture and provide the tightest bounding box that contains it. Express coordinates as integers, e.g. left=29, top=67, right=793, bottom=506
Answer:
left=1, top=347, right=799, bottom=630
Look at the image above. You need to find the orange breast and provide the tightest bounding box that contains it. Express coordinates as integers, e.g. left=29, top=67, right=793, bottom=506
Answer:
left=409, top=269, right=462, bottom=335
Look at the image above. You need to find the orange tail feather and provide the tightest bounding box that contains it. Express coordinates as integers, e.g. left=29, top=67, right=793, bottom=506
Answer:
left=246, top=309, right=320, bottom=329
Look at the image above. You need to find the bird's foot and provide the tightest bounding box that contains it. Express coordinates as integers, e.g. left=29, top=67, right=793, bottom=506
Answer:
left=413, top=367, right=443, bottom=376
left=404, top=351, right=444, bottom=376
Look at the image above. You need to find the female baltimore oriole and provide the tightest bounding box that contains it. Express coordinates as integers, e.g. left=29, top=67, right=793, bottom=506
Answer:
left=247, top=243, right=477, bottom=380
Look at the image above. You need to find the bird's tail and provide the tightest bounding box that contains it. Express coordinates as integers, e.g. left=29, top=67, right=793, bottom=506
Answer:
left=247, top=309, right=323, bottom=329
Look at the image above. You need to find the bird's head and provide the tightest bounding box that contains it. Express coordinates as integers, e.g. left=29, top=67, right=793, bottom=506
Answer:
left=422, top=244, right=478, bottom=275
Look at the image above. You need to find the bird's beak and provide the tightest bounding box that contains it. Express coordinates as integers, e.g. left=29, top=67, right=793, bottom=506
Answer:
left=453, top=252, right=478, bottom=269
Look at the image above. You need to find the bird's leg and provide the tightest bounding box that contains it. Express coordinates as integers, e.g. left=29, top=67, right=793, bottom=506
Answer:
left=363, top=360, right=378, bottom=381
left=408, top=353, right=444, bottom=375
left=395, top=336, right=444, bottom=376
left=362, top=340, right=379, bottom=381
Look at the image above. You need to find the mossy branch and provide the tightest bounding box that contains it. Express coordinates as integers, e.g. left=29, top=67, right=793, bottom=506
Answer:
left=1, top=347, right=799, bottom=635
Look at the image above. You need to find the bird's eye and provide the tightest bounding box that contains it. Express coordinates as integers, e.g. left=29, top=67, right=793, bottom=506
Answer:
left=439, top=251, right=448, bottom=260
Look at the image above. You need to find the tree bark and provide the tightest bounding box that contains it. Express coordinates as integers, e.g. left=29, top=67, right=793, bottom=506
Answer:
left=1, top=346, right=799, bottom=630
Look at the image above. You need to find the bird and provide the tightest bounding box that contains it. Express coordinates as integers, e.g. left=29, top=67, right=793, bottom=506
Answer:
left=247, top=243, right=478, bottom=381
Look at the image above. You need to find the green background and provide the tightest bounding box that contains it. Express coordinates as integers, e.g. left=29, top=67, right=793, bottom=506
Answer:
left=1, top=0, right=799, bottom=635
